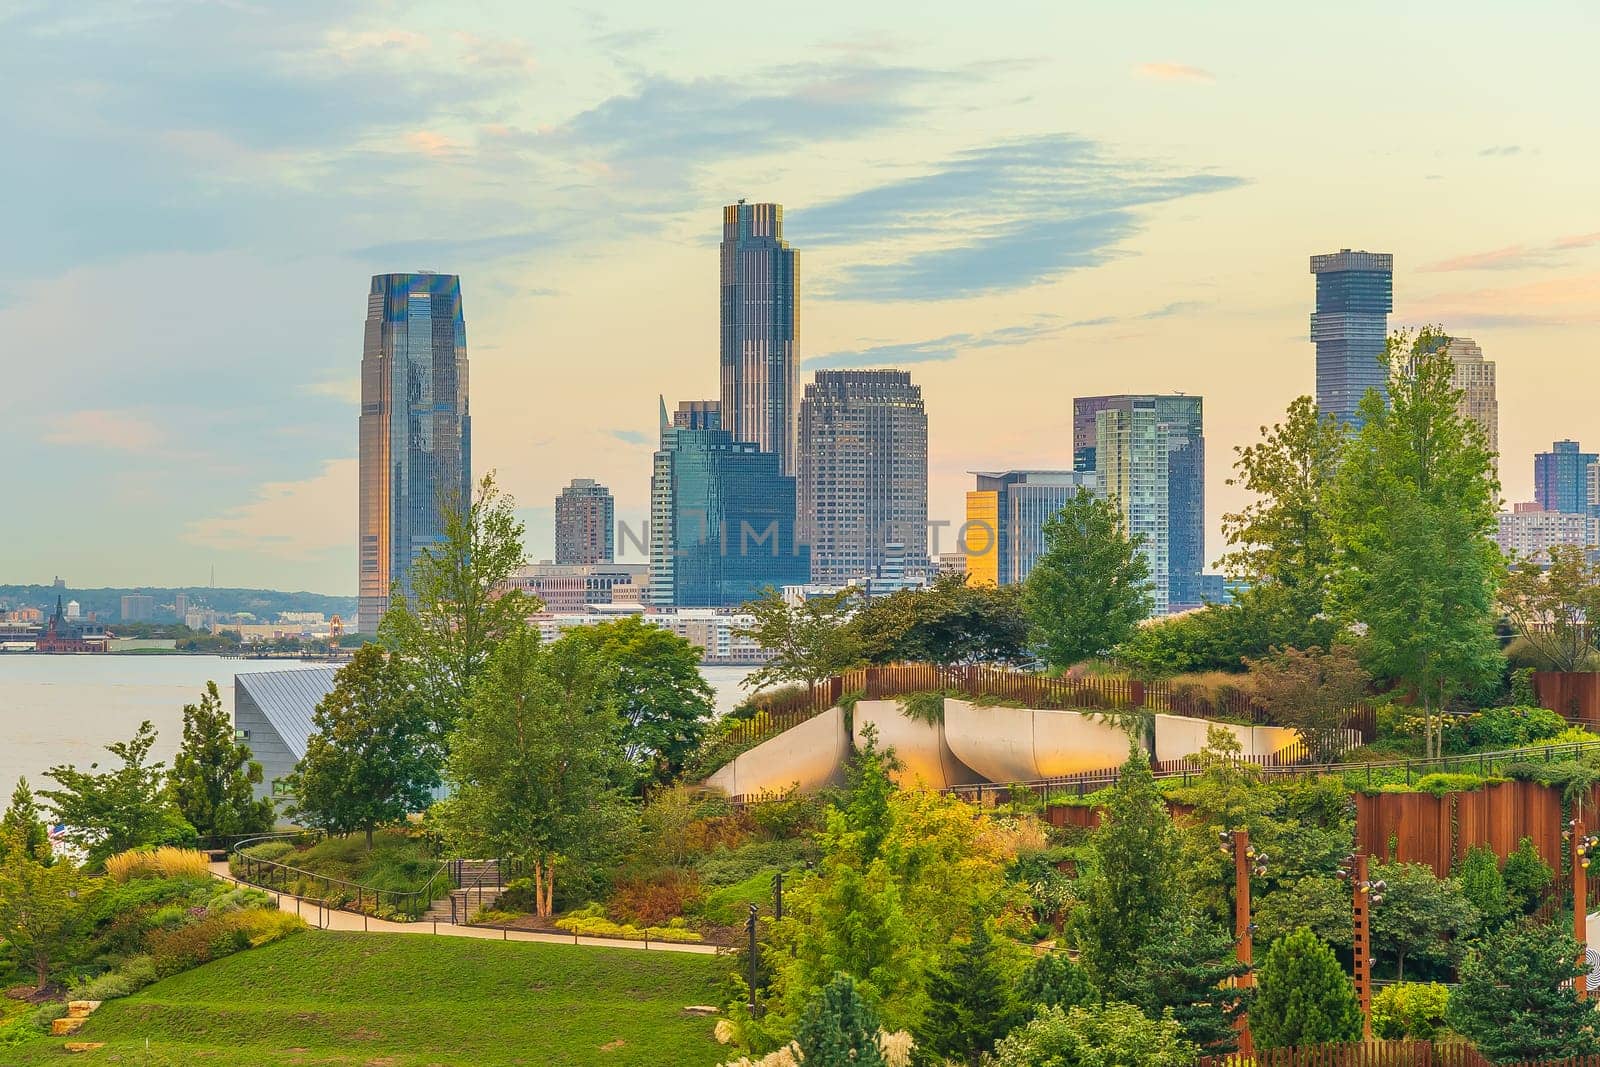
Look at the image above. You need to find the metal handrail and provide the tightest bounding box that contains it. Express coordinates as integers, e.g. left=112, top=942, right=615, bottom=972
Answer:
left=229, top=832, right=454, bottom=921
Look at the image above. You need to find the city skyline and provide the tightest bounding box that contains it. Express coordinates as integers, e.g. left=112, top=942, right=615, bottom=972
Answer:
left=6, top=3, right=1599, bottom=593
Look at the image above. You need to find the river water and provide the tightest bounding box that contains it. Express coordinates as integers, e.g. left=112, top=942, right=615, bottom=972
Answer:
left=0, top=655, right=755, bottom=793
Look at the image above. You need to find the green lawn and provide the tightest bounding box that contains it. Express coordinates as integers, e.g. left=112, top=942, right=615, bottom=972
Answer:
left=9, top=931, right=730, bottom=1066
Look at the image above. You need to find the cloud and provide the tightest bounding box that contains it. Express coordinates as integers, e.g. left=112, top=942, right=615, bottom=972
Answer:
left=1405, top=273, right=1600, bottom=329
left=1479, top=145, right=1522, bottom=157
left=184, top=458, right=357, bottom=562
left=1133, top=62, right=1215, bottom=84
left=797, top=135, right=1244, bottom=300
left=43, top=409, right=165, bottom=453
left=610, top=429, right=649, bottom=445
left=1421, top=230, right=1600, bottom=272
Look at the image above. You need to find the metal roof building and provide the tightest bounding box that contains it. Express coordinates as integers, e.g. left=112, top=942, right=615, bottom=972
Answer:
left=234, top=666, right=339, bottom=802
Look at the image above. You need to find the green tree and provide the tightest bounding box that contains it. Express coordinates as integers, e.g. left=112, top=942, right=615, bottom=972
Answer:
left=168, top=681, right=274, bottom=841
left=1500, top=543, right=1600, bottom=671
left=1021, top=487, right=1152, bottom=668
left=1448, top=919, right=1600, bottom=1063
left=1330, top=329, right=1504, bottom=757
left=1371, top=981, right=1450, bottom=1040
left=434, top=628, right=633, bottom=917
left=1247, top=645, right=1370, bottom=762
left=1456, top=844, right=1510, bottom=928
left=738, top=587, right=864, bottom=690
left=548, top=616, right=714, bottom=788
left=1254, top=875, right=1354, bottom=950
left=0, top=832, right=88, bottom=991
left=993, top=1002, right=1199, bottom=1067
left=379, top=472, right=533, bottom=731
left=1018, top=951, right=1096, bottom=1013
left=793, top=974, right=888, bottom=1067
left=849, top=574, right=1031, bottom=667
left=41, top=721, right=188, bottom=869
left=1501, top=836, right=1555, bottom=914
left=917, top=918, right=1021, bottom=1066
left=1369, top=860, right=1479, bottom=979
left=1251, top=927, right=1363, bottom=1050
left=842, top=725, right=899, bottom=863
left=1120, top=908, right=1250, bottom=1052
left=288, top=645, right=440, bottom=848
left=1, top=777, right=50, bottom=862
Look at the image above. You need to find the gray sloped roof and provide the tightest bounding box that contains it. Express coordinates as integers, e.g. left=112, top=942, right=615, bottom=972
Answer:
left=237, top=666, right=339, bottom=761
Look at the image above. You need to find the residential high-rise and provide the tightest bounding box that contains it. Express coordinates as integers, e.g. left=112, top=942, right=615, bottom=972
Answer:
left=357, top=272, right=471, bottom=634
left=1310, top=250, right=1394, bottom=427
left=554, top=478, right=615, bottom=565
left=797, top=370, right=928, bottom=584
left=1534, top=440, right=1597, bottom=516
left=119, top=594, right=155, bottom=622
left=649, top=398, right=810, bottom=607
left=720, top=202, right=799, bottom=475
left=1496, top=502, right=1596, bottom=563
left=964, top=470, right=1099, bottom=587
left=1441, top=337, right=1498, bottom=464
left=1073, top=395, right=1204, bottom=614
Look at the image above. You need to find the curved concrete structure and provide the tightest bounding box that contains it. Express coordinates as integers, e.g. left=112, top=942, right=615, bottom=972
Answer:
left=852, top=700, right=984, bottom=790
left=943, top=700, right=1132, bottom=783
left=704, top=706, right=849, bottom=797
left=1154, top=716, right=1300, bottom=763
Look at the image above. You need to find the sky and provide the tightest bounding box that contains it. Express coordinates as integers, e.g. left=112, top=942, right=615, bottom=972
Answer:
left=3, top=0, right=1598, bottom=595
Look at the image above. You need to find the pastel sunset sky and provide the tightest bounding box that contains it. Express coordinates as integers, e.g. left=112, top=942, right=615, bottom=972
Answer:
left=4, top=0, right=1597, bottom=594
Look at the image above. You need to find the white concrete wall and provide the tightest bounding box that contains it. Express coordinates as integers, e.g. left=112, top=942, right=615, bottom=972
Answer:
left=1153, top=715, right=1301, bottom=763
left=703, top=705, right=850, bottom=797
left=852, top=700, right=984, bottom=790
left=943, top=700, right=1133, bottom=783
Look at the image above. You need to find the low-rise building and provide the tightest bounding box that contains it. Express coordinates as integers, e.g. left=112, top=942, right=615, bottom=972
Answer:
left=1496, top=502, right=1596, bottom=563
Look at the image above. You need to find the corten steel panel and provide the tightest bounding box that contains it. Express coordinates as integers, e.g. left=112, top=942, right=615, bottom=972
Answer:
left=1356, top=780, right=1574, bottom=877
left=1535, top=671, right=1600, bottom=725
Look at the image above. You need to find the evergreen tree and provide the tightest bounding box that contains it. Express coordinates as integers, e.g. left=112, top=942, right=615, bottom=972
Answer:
left=1501, top=836, right=1555, bottom=914
left=1018, top=951, right=1096, bottom=1013
left=1251, top=927, right=1363, bottom=1050
left=1120, top=908, right=1250, bottom=1052
left=793, top=974, right=888, bottom=1067
left=1456, top=844, right=1510, bottom=928
left=1449, top=919, right=1600, bottom=1062
left=169, top=680, right=274, bottom=841
left=917, top=919, right=1021, bottom=1066
left=1, top=777, right=50, bottom=861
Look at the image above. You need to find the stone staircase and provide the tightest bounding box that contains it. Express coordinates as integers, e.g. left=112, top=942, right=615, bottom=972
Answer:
left=421, top=859, right=505, bottom=925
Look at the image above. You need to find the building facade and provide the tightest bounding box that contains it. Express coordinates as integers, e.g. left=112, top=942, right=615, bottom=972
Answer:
left=964, top=470, right=1099, bottom=587
left=1442, top=336, right=1498, bottom=466
left=797, top=370, right=928, bottom=584
left=1496, top=502, right=1596, bottom=563
left=1095, top=404, right=1171, bottom=614
left=503, top=562, right=648, bottom=613
left=649, top=398, right=810, bottom=607
left=1534, top=439, right=1597, bottom=517
left=1310, top=250, right=1394, bottom=428
left=720, top=202, right=799, bottom=475
left=554, top=478, right=615, bottom=565
left=119, top=594, right=155, bottom=622
left=357, top=273, right=471, bottom=634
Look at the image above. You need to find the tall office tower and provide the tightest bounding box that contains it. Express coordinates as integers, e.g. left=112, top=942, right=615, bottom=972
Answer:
left=553, top=478, right=615, bottom=565
left=649, top=398, right=810, bottom=607
left=1310, top=249, right=1394, bottom=428
left=673, top=400, right=721, bottom=430
left=1441, top=337, right=1498, bottom=465
left=720, top=202, right=800, bottom=474
left=964, top=470, right=1099, bottom=587
left=1095, top=404, right=1171, bottom=614
left=358, top=272, right=471, bottom=634
left=797, top=370, right=928, bottom=584
left=1074, top=395, right=1204, bottom=613
left=1534, top=439, right=1598, bottom=515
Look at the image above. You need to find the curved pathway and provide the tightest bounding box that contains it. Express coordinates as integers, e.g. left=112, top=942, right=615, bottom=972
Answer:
left=208, top=862, right=721, bottom=955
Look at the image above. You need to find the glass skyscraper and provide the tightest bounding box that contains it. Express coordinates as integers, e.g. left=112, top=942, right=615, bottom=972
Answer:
left=1310, top=249, right=1394, bottom=428
left=358, top=273, right=471, bottom=634
left=720, top=202, right=800, bottom=475
left=1534, top=439, right=1598, bottom=516
left=649, top=398, right=810, bottom=607
left=964, top=470, right=1099, bottom=587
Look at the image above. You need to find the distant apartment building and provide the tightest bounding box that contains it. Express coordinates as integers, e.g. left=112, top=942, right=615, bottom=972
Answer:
left=1310, top=249, right=1394, bottom=428
left=1534, top=440, right=1597, bottom=516
left=357, top=272, right=471, bottom=634
left=798, top=370, right=928, bottom=584
left=554, top=478, right=615, bottom=565
left=721, top=202, right=800, bottom=475
left=1496, top=502, right=1596, bottom=563
left=527, top=608, right=772, bottom=665
left=649, top=398, right=810, bottom=608
left=935, top=553, right=968, bottom=579
left=120, top=594, right=155, bottom=622
left=1443, top=337, right=1498, bottom=466
left=964, top=470, right=1099, bottom=587
left=503, top=562, right=649, bottom=613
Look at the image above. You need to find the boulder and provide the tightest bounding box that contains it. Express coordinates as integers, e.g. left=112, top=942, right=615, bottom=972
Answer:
left=50, top=1017, right=86, bottom=1036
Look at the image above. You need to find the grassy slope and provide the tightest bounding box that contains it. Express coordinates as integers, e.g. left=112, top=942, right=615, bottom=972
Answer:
left=10, top=931, right=728, bottom=1066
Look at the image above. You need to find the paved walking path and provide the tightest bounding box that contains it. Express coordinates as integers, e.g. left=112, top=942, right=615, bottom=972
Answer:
left=208, top=862, right=720, bottom=955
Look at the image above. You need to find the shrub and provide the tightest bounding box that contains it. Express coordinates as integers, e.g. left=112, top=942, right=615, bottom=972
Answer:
left=553, top=903, right=703, bottom=943
left=240, top=840, right=297, bottom=863
left=697, top=870, right=777, bottom=926
left=1372, top=981, right=1450, bottom=1039
left=698, top=839, right=811, bottom=887
left=104, top=846, right=212, bottom=883
left=747, top=792, right=826, bottom=841
left=145, top=907, right=304, bottom=976
left=69, top=956, right=159, bottom=1002
left=1412, top=772, right=1498, bottom=796
left=607, top=869, right=702, bottom=926
left=1462, top=706, right=1567, bottom=750
left=1502, top=837, right=1555, bottom=913
left=496, top=877, right=538, bottom=914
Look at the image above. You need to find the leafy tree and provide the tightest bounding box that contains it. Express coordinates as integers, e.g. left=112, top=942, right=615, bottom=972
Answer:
left=548, top=616, right=714, bottom=788
left=1219, top=395, right=1346, bottom=632
left=1371, top=981, right=1450, bottom=1040
left=1119, top=908, right=1249, bottom=1052
left=1448, top=919, right=1600, bottom=1062
left=1, top=777, right=50, bottom=862
left=1456, top=844, right=1510, bottom=928
left=379, top=472, right=533, bottom=731
left=434, top=628, right=633, bottom=917
left=917, top=918, right=1021, bottom=1066
left=168, top=681, right=274, bottom=841
left=992, top=1002, right=1199, bottom=1067
left=1115, top=598, right=1336, bottom=677
left=1330, top=328, right=1503, bottom=757
left=738, top=587, right=864, bottom=689
left=1251, top=927, right=1363, bottom=1050
left=1369, top=860, right=1479, bottom=979
left=1502, top=836, right=1555, bottom=914
left=1254, top=875, right=1353, bottom=950
left=1247, top=645, right=1370, bottom=762
left=1500, top=543, right=1600, bottom=671
left=1021, top=487, right=1152, bottom=668
left=849, top=574, right=1031, bottom=667
left=793, top=974, right=888, bottom=1067
left=842, top=725, right=899, bottom=863
left=1018, top=951, right=1096, bottom=1013
left=41, top=721, right=188, bottom=869
left=288, top=645, right=440, bottom=848
left=0, top=832, right=88, bottom=991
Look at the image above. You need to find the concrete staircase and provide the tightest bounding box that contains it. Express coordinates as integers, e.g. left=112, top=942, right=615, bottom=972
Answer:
left=421, top=860, right=505, bottom=925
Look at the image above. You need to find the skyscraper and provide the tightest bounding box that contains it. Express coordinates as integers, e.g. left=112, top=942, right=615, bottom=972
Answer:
left=1073, top=395, right=1204, bottom=614
left=358, top=272, right=471, bottom=634
left=720, top=202, right=800, bottom=475
left=554, top=478, right=615, bottom=565
left=797, top=370, right=928, bottom=584
left=1534, top=440, right=1597, bottom=516
left=1310, top=249, right=1394, bottom=427
left=649, top=398, right=810, bottom=607
left=964, top=470, right=1099, bottom=587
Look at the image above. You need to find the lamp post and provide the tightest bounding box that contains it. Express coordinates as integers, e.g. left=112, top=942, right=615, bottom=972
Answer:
left=745, top=904, right=760, bottom=1014
left=1339, top=852, right=1386, bottom=1039
left=1220, top=828, right=1267, bottom=1055
left=1564, top=818, right=1596, bottom=1000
